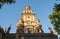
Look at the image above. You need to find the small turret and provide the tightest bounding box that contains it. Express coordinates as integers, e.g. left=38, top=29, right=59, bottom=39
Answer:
left=4, top=27, right=6, bottom=33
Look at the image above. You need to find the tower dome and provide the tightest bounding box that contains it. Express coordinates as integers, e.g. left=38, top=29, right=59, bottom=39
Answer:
left=17, top=6, right=43, bottom=33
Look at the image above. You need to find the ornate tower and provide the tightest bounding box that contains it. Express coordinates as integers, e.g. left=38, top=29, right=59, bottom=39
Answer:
left=16, top=6, right=43, bottom=33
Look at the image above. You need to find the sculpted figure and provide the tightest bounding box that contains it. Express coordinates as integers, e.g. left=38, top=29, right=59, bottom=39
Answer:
left=49, top=27, right=54, bottom=34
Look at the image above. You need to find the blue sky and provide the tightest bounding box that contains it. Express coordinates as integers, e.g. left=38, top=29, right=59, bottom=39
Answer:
left=0, top=0, right=60, bottom=34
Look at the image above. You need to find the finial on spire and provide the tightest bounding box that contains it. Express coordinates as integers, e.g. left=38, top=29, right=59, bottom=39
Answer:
left=22, top=5, right=34, bottom=13
left=25, top=5, right=30, bottom=10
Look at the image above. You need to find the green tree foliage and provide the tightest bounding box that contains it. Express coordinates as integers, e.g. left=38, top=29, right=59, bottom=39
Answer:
left=0, top=0, right=15, bottom=9
left=54, top=4, right=60, bottom=12
left=48, top=4, right=60, bottom=34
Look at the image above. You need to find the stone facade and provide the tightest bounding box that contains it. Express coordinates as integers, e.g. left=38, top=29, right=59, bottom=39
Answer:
left=0, top=6, right=58, bottom=39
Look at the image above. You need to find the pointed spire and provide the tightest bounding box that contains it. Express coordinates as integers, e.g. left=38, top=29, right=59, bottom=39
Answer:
left=6, top=24, right=11, bottom=34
